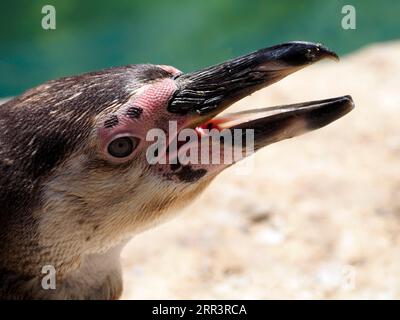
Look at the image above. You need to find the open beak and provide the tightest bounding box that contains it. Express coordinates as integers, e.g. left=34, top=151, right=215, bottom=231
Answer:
left=168, top=41, right=354, bottom=153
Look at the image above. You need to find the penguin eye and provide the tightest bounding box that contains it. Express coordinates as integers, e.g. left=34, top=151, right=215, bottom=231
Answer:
left=107, top=136, right=139, bottom=158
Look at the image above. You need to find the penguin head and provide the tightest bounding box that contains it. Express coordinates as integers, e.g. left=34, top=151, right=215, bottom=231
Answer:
left=1, top=42, right=353, bottom=253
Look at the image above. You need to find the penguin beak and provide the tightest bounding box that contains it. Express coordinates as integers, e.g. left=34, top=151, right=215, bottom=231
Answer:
left=215, top=95, right=354, bottom=151
left=168, top=41, right=354, bottom=151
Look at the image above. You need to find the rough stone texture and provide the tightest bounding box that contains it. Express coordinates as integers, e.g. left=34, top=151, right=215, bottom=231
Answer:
left=120, top=41, right=400, bottom=299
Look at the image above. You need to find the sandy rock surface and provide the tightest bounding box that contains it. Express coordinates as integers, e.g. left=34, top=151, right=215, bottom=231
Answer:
left=120, top=41, right=400, bottom=299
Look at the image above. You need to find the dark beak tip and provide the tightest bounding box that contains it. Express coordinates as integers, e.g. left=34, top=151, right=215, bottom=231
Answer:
left=277, top=41, right=340, bottom=66
left=337, top=95, right=355, bottom=113
left=315, top=44, right=340, bottom=62
left=307, top=95, right=355, bottom=130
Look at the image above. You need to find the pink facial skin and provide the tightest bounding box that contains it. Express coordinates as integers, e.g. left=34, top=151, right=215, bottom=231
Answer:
left=97, top=78, right=179, bottom=164
left=95, top=70, right=228, bottom=184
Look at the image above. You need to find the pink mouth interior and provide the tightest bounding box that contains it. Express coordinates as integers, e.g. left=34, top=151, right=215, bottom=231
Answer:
left=194, top=119, right=225, bottom=137
left=168, top=120, right=225, bottom=158
left=167, top=117, right=237, bottom=160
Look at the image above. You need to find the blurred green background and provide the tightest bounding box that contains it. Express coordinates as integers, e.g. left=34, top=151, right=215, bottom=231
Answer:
left=0, top=0, right=399, bottom=97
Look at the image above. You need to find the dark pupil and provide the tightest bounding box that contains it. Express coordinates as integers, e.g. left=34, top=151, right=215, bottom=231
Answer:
left=108, top=137, right=134, bottom=158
